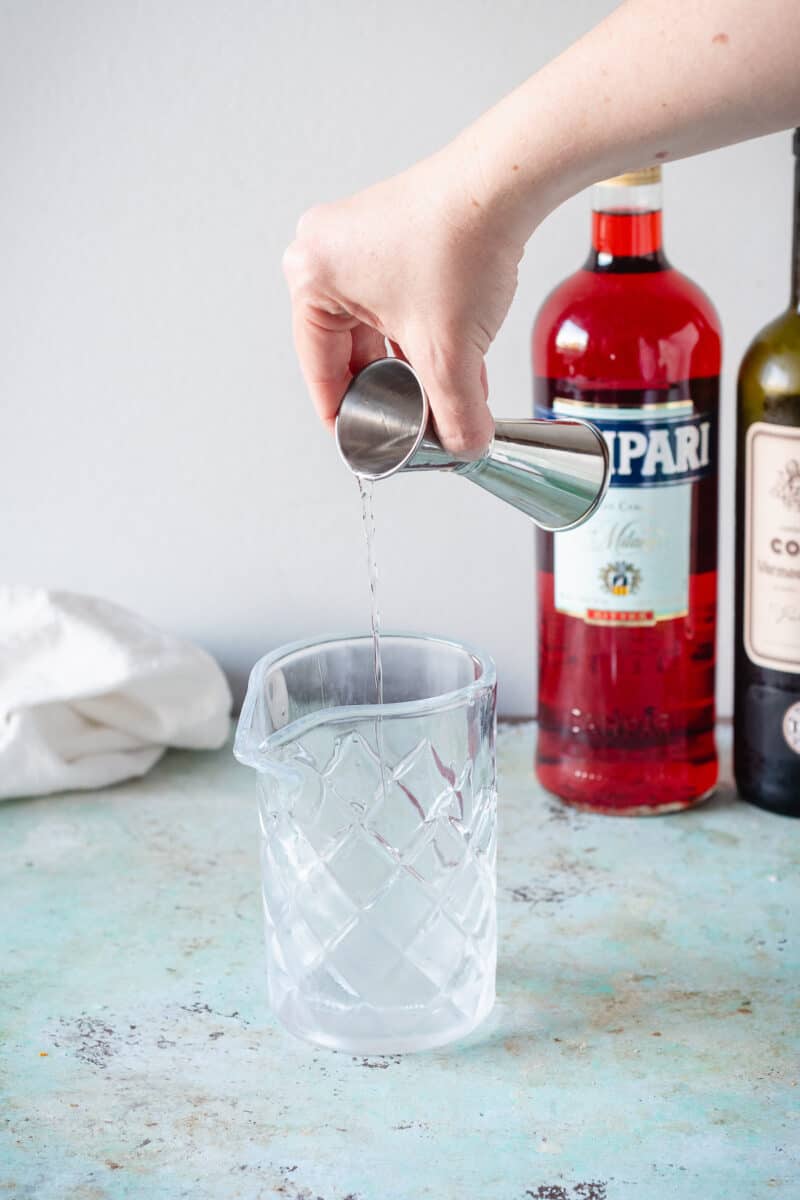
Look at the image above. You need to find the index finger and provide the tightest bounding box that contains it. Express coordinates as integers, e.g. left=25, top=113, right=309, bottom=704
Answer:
left=292, top=301, right=357, bottom=430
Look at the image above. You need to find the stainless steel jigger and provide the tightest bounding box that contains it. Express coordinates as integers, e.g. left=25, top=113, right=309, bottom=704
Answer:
left=335, top=357, right=610, bottom=531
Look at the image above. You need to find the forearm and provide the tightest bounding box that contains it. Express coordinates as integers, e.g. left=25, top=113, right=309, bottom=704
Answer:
left=458, top=0, right=800, bottom=241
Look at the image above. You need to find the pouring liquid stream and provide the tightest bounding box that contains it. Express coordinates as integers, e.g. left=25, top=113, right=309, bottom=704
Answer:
left=357, top=478, right=388, bottom=799
left=358, top=477, right=383, bottom=707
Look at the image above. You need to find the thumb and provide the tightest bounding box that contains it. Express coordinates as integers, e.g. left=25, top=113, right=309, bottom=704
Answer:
left=412, top=341, right=494, bottom=459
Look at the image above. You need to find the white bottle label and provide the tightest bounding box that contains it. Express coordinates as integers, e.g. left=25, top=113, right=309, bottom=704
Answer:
left=552, top=399, right=709, bottom=626
left=744, top=422, right=800, bottom=674
left=783, top=701, right=800, bottom=754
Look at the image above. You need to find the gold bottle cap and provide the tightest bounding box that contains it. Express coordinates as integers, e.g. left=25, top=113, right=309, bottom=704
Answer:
left=597, top=166, right=662, bottom=187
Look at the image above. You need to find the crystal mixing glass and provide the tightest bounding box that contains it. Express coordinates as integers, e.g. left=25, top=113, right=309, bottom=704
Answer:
left=234, top=634, right=497, bottom=1054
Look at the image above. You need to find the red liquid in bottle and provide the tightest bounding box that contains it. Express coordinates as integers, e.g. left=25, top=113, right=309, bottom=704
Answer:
left=533, top=170, right=721, bottom=813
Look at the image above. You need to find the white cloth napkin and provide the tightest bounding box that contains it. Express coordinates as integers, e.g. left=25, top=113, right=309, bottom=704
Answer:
left=0, top=587, right=232, bottom=800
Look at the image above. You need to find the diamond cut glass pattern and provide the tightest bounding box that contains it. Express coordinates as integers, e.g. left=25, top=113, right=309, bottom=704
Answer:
left=235, top=635, right=497, bottom=1053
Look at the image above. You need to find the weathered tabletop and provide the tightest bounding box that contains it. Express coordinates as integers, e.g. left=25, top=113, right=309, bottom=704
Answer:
left=2, top=723, right=797, bottom=1200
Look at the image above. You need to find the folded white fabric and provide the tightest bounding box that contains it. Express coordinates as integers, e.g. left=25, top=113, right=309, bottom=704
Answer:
left=0, top=587, right=232, bottom=800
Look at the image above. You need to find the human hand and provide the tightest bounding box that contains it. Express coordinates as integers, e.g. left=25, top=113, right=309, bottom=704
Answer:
left=282, top=145, right=527, bottom=458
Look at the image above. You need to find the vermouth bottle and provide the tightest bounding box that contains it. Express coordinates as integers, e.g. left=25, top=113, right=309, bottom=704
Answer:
left=533, top=166, right=721, bottom=813
left=734, top=129, right=800, bottom=817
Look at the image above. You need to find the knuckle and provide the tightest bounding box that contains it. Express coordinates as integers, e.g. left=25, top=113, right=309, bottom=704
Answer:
left=281, top=239, right=300, bottom=279
left=295, top=202, right=330, bottom=239
left=422, top=337, right=462, bottom=383
left=281, top=238, right=318, bottom=289
left=284, top=204, right=337, bottom=289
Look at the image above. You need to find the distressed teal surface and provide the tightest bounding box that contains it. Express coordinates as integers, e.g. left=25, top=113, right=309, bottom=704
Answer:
left=1, top=723, right=797, bottom=1200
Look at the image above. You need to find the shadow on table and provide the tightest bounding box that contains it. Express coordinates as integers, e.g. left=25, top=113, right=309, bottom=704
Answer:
left=434, top=941, right=765, bottom=1065
left=681, top=777, right=740, bottom=816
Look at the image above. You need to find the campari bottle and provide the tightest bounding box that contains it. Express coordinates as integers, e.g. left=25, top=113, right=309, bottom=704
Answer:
left=532, top=166, right=721, bottom=814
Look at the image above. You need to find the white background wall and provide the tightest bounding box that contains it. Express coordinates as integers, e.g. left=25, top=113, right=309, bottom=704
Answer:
left=1, top=0, right=793, bottom=714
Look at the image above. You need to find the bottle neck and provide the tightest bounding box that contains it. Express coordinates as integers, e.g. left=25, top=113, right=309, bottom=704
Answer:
left=587, top=178, right=667, bottom=273
left=791, top=130, right=800, bottom=310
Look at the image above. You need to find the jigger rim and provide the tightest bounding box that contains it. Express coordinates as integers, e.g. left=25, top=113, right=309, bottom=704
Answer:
left=335, top=357, right=430, bottom=481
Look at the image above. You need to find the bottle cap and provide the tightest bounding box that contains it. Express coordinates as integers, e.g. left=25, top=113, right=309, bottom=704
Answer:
left=597, top=166, right=662, bottom=187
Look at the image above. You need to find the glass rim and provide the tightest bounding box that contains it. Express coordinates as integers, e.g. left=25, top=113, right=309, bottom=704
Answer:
left=235, top=632, right=496, bottom=767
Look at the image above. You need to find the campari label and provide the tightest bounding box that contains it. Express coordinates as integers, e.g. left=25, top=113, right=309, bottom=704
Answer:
left=548, top=397, right=714, bottom=626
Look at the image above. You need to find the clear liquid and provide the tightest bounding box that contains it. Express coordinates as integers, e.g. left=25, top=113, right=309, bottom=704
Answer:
left=358, top=478, right=383, bottom=706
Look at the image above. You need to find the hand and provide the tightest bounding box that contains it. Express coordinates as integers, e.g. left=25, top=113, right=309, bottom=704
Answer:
left=282, top=145, right=526, bottom=458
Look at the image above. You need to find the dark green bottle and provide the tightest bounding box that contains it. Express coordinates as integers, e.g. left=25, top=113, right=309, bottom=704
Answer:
left=734, top=129, right=800, bottom=815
